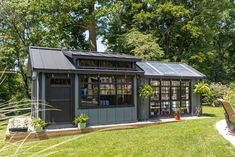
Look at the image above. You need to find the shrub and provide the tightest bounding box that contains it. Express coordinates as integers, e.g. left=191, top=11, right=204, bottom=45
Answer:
left=224, top=83, right=235, bottom=107
left=138, top=84, right=154, bottom=97
left=204, top=83, right=227, bottom=107
left=74, top=114, right=89, bottom=124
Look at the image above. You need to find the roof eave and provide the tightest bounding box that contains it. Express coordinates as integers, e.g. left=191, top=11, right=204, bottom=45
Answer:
left=31, top=68, right=144, bottom=75
left=143, top=74, right=205, bottom=80
left=70, top=55, right=141, bottom=62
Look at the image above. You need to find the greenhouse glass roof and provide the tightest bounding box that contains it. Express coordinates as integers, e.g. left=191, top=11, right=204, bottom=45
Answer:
left=136, top=61, right=205, bottom=78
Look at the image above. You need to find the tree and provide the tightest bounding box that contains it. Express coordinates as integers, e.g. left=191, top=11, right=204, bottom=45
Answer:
left=0, top=0, right=87, bottom=99
left=122, top=29, right=164, bottom=60
left=33, top=0, right=112, bottom=51
left=0, top=0, right=235, bottom=102
left=99, top=0, right=235, bottom=83
left=0, top=0, right=37, bottom=99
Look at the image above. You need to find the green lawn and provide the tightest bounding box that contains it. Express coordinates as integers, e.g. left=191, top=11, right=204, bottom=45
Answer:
left=0, top=107, right=234, bottom=157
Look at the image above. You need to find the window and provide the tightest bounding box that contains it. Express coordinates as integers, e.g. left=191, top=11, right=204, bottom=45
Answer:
left=150, top=79, right=160, bottom=116
left=80, top=75, right=133, bottom=108
left=80, top=75, right=99, bottom=107
left=150, top=79, right=160, bottom=86
left=79, top=59, right=99, bottom=67
left=100, top=76, right=116, bottom=106
left=161, top=80, right=171, bottom=115
left=161, top=80, right=170, bottom=86
left=100, top=61, right=116, bottom=68
left=181, top=86, right=190, bottom=100
left=171, top=81, right=180, bottom=100
left=150, top=101, right=160, bottom=116
left=78, top=59, right=133, bottom=69
left=50, top=78, right=71, bottom=86
left=149, top=79, right=191, bottom=117
left=117, top=76, right=133, bottom=105
left=181, top=81, right=190, bottom=114
left=181, top=81, right=190, bottom=86
left=161, top=81, right=170, bottom=100
left=116, top=61, right=133, bottom=68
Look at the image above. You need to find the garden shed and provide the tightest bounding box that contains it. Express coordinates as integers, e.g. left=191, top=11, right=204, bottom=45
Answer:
left=28, top=47, right=142, bottom=125
left=28, top=47, right=205, bottom=126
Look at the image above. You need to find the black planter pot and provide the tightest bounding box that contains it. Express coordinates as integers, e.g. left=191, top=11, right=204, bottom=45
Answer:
left=9, top=127, right=28, bottom=132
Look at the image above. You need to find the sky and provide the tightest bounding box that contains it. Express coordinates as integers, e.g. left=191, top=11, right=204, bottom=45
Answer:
left=97, top=37, right=106, bottom=52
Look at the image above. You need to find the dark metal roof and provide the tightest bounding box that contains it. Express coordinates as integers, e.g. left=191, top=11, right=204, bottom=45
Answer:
left=29, top=47, right=75, bottom=70
left=63, top=50, right=141, bottom=62
left=28, top=47, right=142, bottom=74
left=137, top=61, right=205, bottom=79
left=29, top=47, right=204, bottom=78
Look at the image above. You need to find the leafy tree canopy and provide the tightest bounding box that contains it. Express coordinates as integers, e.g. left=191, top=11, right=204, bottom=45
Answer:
left=0, top=0, right=235, bottom=101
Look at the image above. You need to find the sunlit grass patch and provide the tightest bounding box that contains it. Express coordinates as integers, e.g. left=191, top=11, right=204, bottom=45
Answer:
left=0, top=106, right=234, bottom=157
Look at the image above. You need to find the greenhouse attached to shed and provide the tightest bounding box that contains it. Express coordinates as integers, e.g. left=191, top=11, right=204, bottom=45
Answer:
left=136, top=61, right=205, bottom=120
left=28, top=47, right=205, bottom=126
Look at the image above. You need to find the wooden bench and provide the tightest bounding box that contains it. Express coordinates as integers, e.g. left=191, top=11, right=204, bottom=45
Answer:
left=218, top=99, right=235, bottom=133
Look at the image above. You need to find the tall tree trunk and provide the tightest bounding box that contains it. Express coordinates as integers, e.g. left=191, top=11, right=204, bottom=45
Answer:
left=88, top=0, right=97, bottom=51
left=88, top=23, right=97, bottom=51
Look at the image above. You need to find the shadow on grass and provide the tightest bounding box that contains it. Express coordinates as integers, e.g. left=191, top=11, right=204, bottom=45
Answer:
left=202, top=113, right=216, bottom=117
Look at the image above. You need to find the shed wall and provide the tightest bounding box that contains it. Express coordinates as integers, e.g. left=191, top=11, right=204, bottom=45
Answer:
left=191, top=80, right=201, bottom=114
left=137, top=77, right=202, bottom=120
left=137, top=77, right=149, bottom=120
left=31, top=71, right=202, bottom=125
left=77, top=107, right=137, bottom=125
left=76, top=75, right=138, bottom=125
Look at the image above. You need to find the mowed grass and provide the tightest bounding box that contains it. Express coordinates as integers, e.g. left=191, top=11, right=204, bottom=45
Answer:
left=0, top=107, right=235, bottom=157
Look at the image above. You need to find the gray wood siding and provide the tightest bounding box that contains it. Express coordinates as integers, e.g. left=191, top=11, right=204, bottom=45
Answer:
left=77, top=107, right=137, bottom=125
left=191, top=80, right=201, bottom=115
left=137, top=77, right=150, bottom=120
left=76, top=75, right=138, bottom=126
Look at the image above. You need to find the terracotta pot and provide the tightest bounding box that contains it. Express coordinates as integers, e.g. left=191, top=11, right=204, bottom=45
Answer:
left=175, top=114, right=181, bottom=120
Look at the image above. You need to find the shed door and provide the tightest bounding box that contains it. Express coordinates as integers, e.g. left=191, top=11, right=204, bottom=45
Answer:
left=45, top=76, right=72, bottom=123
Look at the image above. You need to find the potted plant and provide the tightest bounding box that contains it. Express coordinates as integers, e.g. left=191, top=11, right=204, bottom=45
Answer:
left=194, top=82, right=211, bottom=104
left=138, top=84, right=154, bottom=97
left=74, top=114, right=89, bottom=129
left=174, top=107, right=182, bottom=120
left=31, top=118, right=46, bottom=133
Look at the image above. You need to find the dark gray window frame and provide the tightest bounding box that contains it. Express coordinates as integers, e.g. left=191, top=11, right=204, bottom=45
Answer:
left=50, top=78, right=71, bottom=87
left=79, top=74, right=134, bottom=109
left=149, top=79, right=191, bottom=117
left=76, top=59, right=135, bottom=70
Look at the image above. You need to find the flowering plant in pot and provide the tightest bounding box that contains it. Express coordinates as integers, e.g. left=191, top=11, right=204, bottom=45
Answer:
left=31, top=118, right=46, bottom=133
left=74, top=114, right=89, bottom=129
left=174, top=107, right=182, bottom=120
